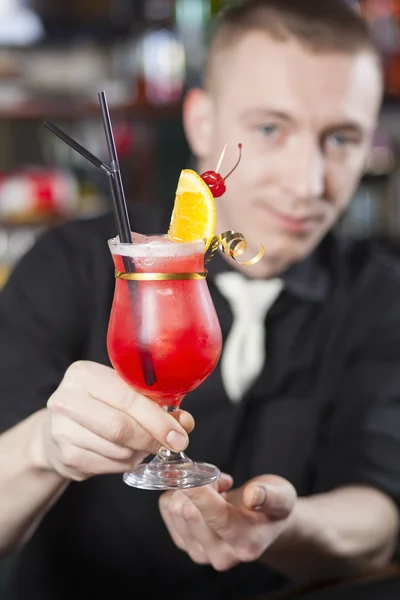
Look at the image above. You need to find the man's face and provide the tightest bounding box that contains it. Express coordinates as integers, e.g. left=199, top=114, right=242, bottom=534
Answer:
left=184, top=33, right=382, bottom=275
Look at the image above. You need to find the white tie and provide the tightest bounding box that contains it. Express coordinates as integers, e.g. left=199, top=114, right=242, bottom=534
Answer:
left=214, top=271, right=283, bottom=403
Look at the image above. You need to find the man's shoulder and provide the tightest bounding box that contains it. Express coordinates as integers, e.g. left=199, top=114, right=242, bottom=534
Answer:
left=44, top=203, right=162, bottom=255
left=316, top=233, right=400, bottom=353
left=329, top=232, right=400, bottom=309
left=55, top=202, right=164, bottom=244
left=10, top=202, right=165, bottom=280
left=334, top=233, right=400, bottom=279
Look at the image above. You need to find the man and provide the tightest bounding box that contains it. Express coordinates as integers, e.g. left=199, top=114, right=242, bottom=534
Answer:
left=0, top=1, right=399, bottom=599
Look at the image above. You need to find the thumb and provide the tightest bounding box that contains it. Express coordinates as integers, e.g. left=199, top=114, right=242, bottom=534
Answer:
left=243, top=475, right=297, bottom=519
left=211, top=472, right=234, bottom=495
left=172, top=409, right=195, bottom=434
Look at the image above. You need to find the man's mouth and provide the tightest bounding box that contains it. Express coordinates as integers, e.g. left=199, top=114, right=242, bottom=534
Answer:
left=255, top=201, right=322, bottom=233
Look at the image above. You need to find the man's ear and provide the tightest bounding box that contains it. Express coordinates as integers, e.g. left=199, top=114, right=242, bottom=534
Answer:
left=182, top=88, right=213, bottom=160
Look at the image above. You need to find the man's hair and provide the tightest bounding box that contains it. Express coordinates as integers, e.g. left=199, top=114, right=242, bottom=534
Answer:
left=205, top=0, right=380, bottom=87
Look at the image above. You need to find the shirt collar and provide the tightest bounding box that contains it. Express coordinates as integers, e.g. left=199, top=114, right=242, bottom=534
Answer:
left=281, top=244, right=330, bottom=302
left=207, top=233, right=334, bottom=303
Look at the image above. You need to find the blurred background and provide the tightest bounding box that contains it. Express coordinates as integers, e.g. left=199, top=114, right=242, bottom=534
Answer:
left=0, top=0, right=399, bottom=288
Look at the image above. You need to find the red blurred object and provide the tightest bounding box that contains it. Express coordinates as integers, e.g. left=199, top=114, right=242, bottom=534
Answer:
left=0, top=167, right=79, bottom=222
left=113, top=123, right=134, bottom=159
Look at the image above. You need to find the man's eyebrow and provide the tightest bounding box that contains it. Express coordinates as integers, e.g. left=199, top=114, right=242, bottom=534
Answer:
left=239, top=108, right=295, bottom=122
left=323, top=122, right=364, bottom=134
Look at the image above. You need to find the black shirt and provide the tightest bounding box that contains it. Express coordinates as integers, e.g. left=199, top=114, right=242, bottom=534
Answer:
left=1, top=204, right=400, bottom=600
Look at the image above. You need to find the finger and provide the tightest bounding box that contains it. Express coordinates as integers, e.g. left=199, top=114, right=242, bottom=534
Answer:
left=183, top=484, right=234, bottom=536
left=53, top=444, right=137, bottom=480
left=166, top=492, right=197, bottom=548
left=214, top=473, right=234, bottom=495
left=181, top=498, right=237, bottom=571
left=173, top=410, right=195, bottom=435
left=51, top=414, right=136, bottom=462
left=63, top=361, right=190, bottom=451
left=100, top=391, right=190, bottom=452
left=183, top=482, right=267, bottom=551
left=49, top=388, right=188, bottom=454
left=160, top=492, right=208, bottom=564
left=204, top=474, right=233, bottom=504
left=48, top=391, right=164, bottom=455
left=243, top=477, right=297, bottom=519
left=159, top=494, right=187, bottom=551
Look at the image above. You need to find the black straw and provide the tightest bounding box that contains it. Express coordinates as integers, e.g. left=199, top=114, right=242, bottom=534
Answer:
left=98, top=91, right=132, bottom=245
left=43, top=106, right=157, bottom=387
left=97, top=91, right=157, bottom=387
left=44, top=119, right=137, bottom=259
left=43, top=121, right=110, bottom=174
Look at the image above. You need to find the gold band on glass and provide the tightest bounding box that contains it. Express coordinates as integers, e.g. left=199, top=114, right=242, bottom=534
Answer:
left=115, top=270, right=207, bottom=281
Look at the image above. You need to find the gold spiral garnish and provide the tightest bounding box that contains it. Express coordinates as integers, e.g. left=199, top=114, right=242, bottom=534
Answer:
left=206, top=231, right=264, bottom=266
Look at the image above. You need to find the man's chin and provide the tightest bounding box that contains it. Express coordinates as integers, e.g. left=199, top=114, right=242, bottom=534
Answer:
left=259, top=239, right=315, bottom=271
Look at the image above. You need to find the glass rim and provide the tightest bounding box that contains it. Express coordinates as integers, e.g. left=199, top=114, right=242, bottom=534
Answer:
left=108, top=234, right=205, bottom=257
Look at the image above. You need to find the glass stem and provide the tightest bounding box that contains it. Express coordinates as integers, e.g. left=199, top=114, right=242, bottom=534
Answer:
left=157, top=447, right=188, bottom=462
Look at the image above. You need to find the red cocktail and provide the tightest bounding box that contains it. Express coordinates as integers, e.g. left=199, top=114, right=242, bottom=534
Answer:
left=107, top=235, right=222, bottom=489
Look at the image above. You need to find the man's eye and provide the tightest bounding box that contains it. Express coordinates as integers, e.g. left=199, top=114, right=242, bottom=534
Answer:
left=328, top=132, right=356, bottom=146
left=259, top=124, right=279, bottom=137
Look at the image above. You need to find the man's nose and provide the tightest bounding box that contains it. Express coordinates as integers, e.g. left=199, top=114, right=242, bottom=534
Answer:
left=285, top=140, right=325, bottom=202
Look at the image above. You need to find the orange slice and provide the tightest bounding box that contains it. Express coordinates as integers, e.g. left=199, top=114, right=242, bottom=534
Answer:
left=168, top=169, right=216, bottom=251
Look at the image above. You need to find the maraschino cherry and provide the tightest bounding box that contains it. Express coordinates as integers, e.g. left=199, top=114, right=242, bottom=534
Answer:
left=201, top=143, right=242, bottom=198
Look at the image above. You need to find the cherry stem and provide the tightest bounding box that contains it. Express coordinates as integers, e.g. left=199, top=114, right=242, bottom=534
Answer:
left=223, top=143, right=242, bottom=181
left=215, top=143, right=228, bottom=174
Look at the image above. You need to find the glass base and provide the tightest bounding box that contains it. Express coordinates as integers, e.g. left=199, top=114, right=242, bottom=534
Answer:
left=123, top=449, right=220, bottom=490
